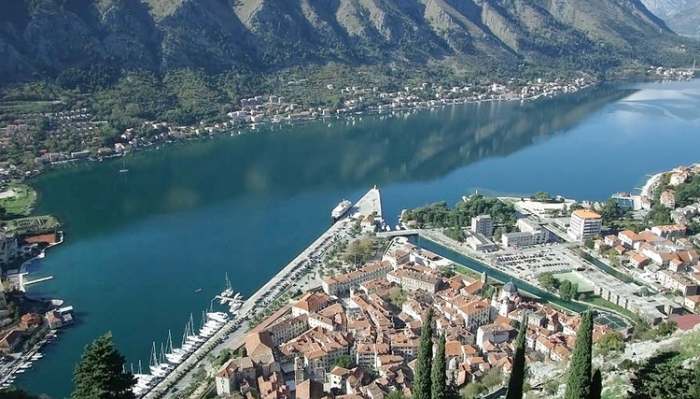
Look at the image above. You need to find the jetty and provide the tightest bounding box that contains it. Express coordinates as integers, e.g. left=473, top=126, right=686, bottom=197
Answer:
left=18, top=273, right=54, bottom=292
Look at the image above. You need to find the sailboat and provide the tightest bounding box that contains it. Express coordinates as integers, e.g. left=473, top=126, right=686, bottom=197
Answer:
left=221, top=273, right=234, bottom=298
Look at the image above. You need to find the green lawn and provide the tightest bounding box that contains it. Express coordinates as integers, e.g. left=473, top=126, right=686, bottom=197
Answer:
left=453, top=263, right=481, bottom=280
left=552, top=271, right=594, bottom=293
left=0, top=183, right=37, bottom=216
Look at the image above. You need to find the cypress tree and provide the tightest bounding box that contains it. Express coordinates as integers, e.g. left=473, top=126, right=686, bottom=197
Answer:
left=564, top=311, right=593, bottom=399
left=505, top=316, right=528, bottom=399
left=72, top=333, right=136, bottom=399
left=414, top=308, right=434, bottom=399
left=431, top=334, right=447, bottom=399
left=590, top=369, right=602, bottom=399
left=692, top=360, right=700, bottom=398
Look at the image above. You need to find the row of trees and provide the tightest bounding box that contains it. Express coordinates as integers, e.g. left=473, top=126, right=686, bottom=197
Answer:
left=413, top=309, right=603, bottom=399
left=414, top=309, right=457, bottom=399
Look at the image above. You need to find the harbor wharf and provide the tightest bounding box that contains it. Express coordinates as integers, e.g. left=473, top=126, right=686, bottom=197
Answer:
left=141, top=187, right=383, bottom=398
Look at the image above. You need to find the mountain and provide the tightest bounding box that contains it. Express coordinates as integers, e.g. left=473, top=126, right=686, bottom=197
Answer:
left=0, top=0, right=695, bottom=84
left=642, top=0, right=700, bottom=37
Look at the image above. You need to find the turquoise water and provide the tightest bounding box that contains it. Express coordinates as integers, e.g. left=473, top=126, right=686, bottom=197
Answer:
left=18, top=79, right=700, bottom=397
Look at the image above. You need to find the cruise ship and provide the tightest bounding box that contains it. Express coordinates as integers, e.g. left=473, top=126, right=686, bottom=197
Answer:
left=331, top=200, right=352, bottom=222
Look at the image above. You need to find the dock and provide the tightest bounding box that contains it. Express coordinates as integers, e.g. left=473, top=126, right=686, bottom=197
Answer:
left=141, top=187, right=383, bottom=398
left=18, top=273, right=54, bottom=292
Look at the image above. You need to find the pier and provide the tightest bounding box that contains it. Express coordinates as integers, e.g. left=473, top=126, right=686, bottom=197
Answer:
left=140, top=187, right=383, bottom=398
left=18, top=273, right=54, bottom=292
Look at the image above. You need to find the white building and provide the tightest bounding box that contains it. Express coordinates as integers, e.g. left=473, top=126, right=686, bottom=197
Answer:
left=502, top=232, right=534, bottom=248
left=567, top=210, right=602, bottom=242
left=516, top=218, right=549, bottom=244
left=470, top=215, right=493, bottom=237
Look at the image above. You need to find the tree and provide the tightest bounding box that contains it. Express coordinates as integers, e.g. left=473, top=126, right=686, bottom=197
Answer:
left=656, top=321, right=677, bottom=337
left=461, top=383, right=485, bottom=399
left=71, top=333, right=136, bottom=399
left=505, top=316, right=528, bottom=399
left=692, top=360, right=700, bottom=398
left=631, top=351, right=695, bottom=399
left=432, top=334, right=447, bottom=399
left=334, top=354, right=354, bottom=369
left=414, top=309, right=434, bottom=399
left=386, top=391, right=405, bottom=399
left=538, top=272, right=558, bottom=291
left=596, top=332, right=625, bottom=356
left=590, top=369, right=602, bottom=399
left=564, top=311, right=593, bottom=399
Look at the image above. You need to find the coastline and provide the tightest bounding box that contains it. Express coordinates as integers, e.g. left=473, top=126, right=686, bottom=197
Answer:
left=35, top=81, right=601, bottom=174
left=10, top=76, right=700, bottom=399
left=25, top=73, right=697, bottom=179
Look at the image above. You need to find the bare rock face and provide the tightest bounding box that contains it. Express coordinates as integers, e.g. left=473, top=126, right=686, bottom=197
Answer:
left=0, top=0, right=691, bottom=83
left=641, top=0, right=700, bottom=37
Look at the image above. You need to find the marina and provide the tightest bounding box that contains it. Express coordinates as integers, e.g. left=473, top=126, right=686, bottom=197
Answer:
left=139, top=187, right=383, bottom=398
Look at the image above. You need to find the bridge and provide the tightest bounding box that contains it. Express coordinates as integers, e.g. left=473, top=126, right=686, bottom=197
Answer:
left=376, top=229, right=421, bottom=238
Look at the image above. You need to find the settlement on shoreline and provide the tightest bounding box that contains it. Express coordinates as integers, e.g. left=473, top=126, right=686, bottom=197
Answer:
left=159, top=162, right=700, bottom=399
left=138, top=188, right=384, bottom=398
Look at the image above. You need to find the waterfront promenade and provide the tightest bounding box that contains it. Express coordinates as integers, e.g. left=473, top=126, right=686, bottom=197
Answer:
left=141, top=187, right=383, bottom=398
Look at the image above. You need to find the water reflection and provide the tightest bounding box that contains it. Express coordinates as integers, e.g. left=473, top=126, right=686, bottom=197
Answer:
left=35, top=85, right=630, bottom=237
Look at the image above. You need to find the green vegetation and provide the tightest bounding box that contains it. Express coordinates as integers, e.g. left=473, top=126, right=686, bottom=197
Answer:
left=402, top=195, right=517, bottom=231
left=505, top=317, right=528, bottom=399
left=387, top=288, right=408, bottom=308
left=247, top=290, right=294, bottom=329
left=537, top=272, right=579, bottom=300
left=343, top=238, right=378, bottom=266
left=1, top=215, right=60, bottom=236
left=443, top=226, right=466, bottom=243
left=71, top=333, right=135, bottom=399
left=334, top=354, right=354, bottom=369
left=564, top=311, right=593, bottom=399
left=632, top=320, right=677, bottom=342
left=431, top=334, right=447, bottom=399
left=558, top=280, right=579, bottom=301
left=644, top=205, right=672, bottom=227
left=211, top=348, right=233, bottom=369
left=531, top=192, right=556, bottom=202
left=630, top=351, right=697, bottom=399
left=385, top=391, right=405, bottom=399
left=414, top=309, right=434, bottom=399
left=461, top=369, right=503, bottom=399
left=0, top=183, right=37, bottom=217
left=538, top=272, right=558, bottom=291
left=596, top=332, right=626, bottom=356
left=675, top=174, right=700, bottom=207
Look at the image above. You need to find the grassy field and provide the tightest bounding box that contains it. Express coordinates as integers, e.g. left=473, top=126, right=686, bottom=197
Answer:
left=0, top=183, right=37, bottom=216
left=553, top=271, right=595, bottom=293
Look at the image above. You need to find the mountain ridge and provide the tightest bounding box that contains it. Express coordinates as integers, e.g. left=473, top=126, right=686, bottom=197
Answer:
left=641, top=0, right=700, bottom=37
left=0, top=0, right=696, bottom=84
